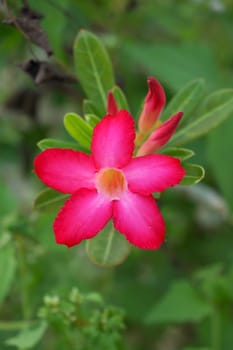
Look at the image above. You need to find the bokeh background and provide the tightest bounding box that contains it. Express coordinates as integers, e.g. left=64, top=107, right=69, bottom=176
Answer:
left=0, top=0, right=233, bottom=349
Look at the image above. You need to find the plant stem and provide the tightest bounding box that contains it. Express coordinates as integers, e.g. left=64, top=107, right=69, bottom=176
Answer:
left=103, top=223, right=114, bottom=263
left=16, top=236, right=31, bottom=321
left=62, top=328, right=76, bottom=350
left=0, top=320, right=36, bottom=330
left=211, top=307, right=221, bottom=350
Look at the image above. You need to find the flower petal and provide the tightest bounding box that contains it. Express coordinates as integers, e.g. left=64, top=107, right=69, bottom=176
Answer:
left=138, top=77, right=166, bottom=134
left=34, top=149, right=96, bottom=194
left=137, top=112, right=183, bottom=156
left=91, top=110, right=135, bottom=168
left=123, top=154, right=185, bottom=194
left=54, top=189, right=112, bottom=247
left=113, top=191, right=165, bottom=249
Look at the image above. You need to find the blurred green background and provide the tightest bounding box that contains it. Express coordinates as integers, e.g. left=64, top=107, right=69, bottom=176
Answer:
left=0, top=0, right=233, bottom=349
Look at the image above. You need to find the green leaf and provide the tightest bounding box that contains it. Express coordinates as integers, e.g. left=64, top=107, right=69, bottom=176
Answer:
left=162, top=147, right=195, bottom=161
left=198, top=89, right=233, bottom=115
left=6, top=321, right=47, bottom=349
left=30, top=2, right=66, bottom=59
left=169, top=89, right=233, bottom=146
left=64, top=112, right=93, bottom=150
left=74, top=30, right=115, bottom=115
left=123, top=42, right=220, bottom=91
left=207, top=114, right=233, bottom=211
left=146, top=280, right=212, bottom=324
left=83, top=99, right=100, bottom=116
left=84, top=114, right=101, bottom=128
left=112, top=85, right=130, bottom=111
left=0, top=238, right=16, bottom=304
left=162, top=78, right=205, bottom=123
left=37, top=138, right=87, bottom=152
left=33, top=189, right=68, bottom=213
left=194, top=264, right=227, bottom=301
left=86, top=221, right=131, bottom=267
left=0, top=180, right=18, bottom=216
left=181, top=163, right=205, bottom=186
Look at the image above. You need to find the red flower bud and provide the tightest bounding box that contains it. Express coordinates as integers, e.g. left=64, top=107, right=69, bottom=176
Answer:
left=138, top=77, right=166, bottom=134
left=107, top=91, right=118, bottom=116
left=137, top=112, right=183, bottom=156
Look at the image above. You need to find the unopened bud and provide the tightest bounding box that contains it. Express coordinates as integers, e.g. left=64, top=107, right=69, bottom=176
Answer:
left=137, top=112, right=183, bottom=156
left=138, top=77, right=166, bottom=134
left=107, top=91, right=118, bottom=116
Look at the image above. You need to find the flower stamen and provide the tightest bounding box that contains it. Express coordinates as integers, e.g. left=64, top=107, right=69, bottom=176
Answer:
left=96, top=168, right=127, bottom=199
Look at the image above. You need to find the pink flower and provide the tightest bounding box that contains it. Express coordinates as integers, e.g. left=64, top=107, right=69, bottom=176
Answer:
left=138, top=77, right=166, bottom=134
left=34, top=110, right=185, bottom=250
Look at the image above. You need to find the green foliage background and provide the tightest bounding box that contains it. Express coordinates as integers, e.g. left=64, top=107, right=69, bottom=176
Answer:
left=0, top=0, right=233, bottom=349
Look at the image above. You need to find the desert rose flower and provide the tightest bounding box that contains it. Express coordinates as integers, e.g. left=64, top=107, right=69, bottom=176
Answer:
left=34, top=110, right=185, bottom=249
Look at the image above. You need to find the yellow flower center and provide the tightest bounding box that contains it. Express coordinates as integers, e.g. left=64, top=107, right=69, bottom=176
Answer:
left=96, top=168, right=127, bottom=199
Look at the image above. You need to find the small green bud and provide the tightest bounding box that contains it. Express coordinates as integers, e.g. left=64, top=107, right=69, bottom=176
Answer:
left=44, top=295, right=60, bottom=308
left=69, top=287, right=84, bottom=304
